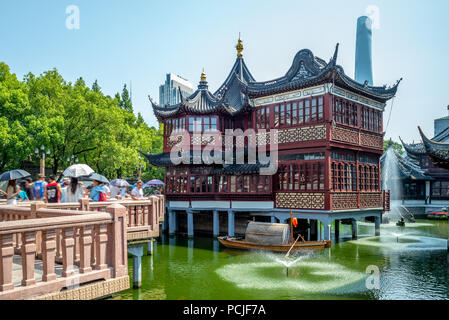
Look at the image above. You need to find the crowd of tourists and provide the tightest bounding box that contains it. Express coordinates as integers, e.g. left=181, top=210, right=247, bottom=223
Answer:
left=0, top=173, right=160, bottom=205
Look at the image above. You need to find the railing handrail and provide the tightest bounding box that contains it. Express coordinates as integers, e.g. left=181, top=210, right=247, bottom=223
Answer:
left=0, top=212, right=112, bottom=235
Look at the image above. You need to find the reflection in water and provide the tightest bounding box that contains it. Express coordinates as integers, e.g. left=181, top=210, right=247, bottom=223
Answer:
left=113, top=219, right=449, bottom=300
left=213, top=239, right=219, bottom=262
left=149, top=254, right=154, bottom=281
left=188, top=239, right=194, bottom=264
left=168, top=236, right=176, bottom=260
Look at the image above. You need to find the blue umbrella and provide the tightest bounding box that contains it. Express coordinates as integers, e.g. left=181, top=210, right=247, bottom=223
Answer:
left=0, top=169, right=31, bottom=181
left=85, top=172, right=110, bottom=184
left=110, top=179, right=130, bottom=187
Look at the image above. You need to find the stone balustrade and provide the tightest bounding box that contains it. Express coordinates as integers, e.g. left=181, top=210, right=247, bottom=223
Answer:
left=46, top=196, right=165, bottom=241
left=0, top=203, right=129, bottom=300
left=5, top=196, right=165, bottom=242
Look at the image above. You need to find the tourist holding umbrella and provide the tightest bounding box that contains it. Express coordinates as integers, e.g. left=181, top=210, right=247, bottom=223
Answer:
left=90, top=179, right=108, bottom=202
left=144, top=179, right=165, bottom=187
left=65, top=177, right=86, bottom=203
left=0, top=180, right=20, bottom=205
left=86, top=173, right=109, bottom=202
left=62, top=164, right=94, bottom=203
left=63, top=164, right=94, bottom=178
left=0, top=169, right=31, bottom=205
left=110, top=179, right=130, bottom=199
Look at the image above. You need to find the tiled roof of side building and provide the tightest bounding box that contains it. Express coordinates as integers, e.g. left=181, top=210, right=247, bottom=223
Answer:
left=381, top=147, right=432, bottom=181
left=399, top=136, right=427, bottom=161
left=419, top=126, right=449, bottom=163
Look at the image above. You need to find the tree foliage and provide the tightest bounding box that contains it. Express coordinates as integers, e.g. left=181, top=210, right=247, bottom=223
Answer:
left=0, top=62, right=163, bottom=180
left=384, top=139, right=404, bottom=155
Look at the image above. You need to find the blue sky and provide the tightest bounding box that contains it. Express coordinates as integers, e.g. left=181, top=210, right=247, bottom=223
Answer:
left=1, top=0, right=448, bottom=143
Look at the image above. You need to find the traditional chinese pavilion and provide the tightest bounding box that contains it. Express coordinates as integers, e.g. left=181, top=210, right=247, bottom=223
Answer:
left=395, top=111, right=449, bottom=208
left=143, top=37, right=401, bottom=241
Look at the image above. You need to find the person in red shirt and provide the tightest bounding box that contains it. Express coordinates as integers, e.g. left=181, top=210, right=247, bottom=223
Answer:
left=44, top=174, right=62, bottom=203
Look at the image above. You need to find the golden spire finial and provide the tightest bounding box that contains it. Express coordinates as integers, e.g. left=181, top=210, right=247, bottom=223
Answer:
left=200, top=68, right=206, bottom=82
left=236, top=32, right=243, bottom=57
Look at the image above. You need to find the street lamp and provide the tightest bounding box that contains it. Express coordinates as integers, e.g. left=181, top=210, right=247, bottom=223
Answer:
left=66, top=154, right=78, bottom=166
left=137, top=155, right=144, bottom=180
left=35, top=145, right=50, bottom=176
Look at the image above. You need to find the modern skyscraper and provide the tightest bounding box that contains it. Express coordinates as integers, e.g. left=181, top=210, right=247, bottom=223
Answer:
left=159, top=73, right=194, bottom=106
left=355, top=16, right=373, bottom=86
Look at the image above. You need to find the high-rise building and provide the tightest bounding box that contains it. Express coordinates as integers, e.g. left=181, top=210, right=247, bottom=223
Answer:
left=355, top=16, right=373, bottom=86
left=159, top=73, right=194, bottom=106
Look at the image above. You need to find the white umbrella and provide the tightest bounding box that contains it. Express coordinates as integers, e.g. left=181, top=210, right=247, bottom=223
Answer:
left=63, top=164, right=94, bottom=178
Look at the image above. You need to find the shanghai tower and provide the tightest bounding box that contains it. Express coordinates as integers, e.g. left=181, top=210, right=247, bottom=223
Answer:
left=355, top=16, right=373, bottom=86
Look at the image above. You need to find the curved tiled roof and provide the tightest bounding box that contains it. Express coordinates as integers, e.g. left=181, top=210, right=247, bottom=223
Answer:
left=399, top=136, right=426, bottom=161
left=418, top=126, right=449, bottom=169
left=400, top=125, right=449, bottom=162
left=214, top=57, right=255, bottom=98
left=244, top=44, right=401, bottom=102
left=380, top=147, right=431, bottom=181
left=149, top=42, right=401, bottom=121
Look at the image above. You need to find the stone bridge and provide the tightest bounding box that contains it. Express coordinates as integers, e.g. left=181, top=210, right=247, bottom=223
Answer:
left=0, top=196, right=165, bottom=300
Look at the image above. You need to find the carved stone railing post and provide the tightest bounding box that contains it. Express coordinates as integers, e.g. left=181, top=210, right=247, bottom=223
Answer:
left=136, top=205, right=142, bottom=226
left=79, top=198, right=90, bottom=211
left=149, top=196, right=158, bottom=231
left=143, top=203, right=149, bottom=228
left=31, top=202, right=46, bottom=256
left=106, top=204, right=127, bottom=277
left=94, top=224, right=108, bottom=270
left=0, top=234, right=14, bottom=292
left=74, top=227, right=80, bottom=263
left=21, top=231, right=37, bottom=286
left=79, top=226, right=93, bottom=274
left=42, top=229, right=57, bottom=282
left=56, top=229, right=63, bottom=262
left=62, top=227, right=75, bottom=277
left=90, top=228, right=96, bottom=266
left=129, top=206, right=136, bottom=227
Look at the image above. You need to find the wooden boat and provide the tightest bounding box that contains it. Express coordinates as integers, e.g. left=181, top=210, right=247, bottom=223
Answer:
left=217, top=209, right=331, bottom=252
left=427, top=211, right=448, bottom=220
left=217, top=236, right=331, bottom=252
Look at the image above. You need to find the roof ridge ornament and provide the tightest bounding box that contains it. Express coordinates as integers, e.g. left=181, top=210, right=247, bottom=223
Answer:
left=201, top=68, right=207, bottom=82
left=330, top=43, right=339, bottom=65
left=236, top=32, right=243, bottom=57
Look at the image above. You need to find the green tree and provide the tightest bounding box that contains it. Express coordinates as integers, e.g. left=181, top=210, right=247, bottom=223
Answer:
left=91, top=79, right=101, bottom=93
left=0, top=61, right=164, bottom=181
left=384, top=139, right=404, bottom=155
left=120, top=84, right=133, bottom=113
left=0, top=62, right=34, bottom=171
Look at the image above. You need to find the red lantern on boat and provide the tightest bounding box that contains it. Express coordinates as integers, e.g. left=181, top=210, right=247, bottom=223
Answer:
left=292, top=218, right=298, bottom=227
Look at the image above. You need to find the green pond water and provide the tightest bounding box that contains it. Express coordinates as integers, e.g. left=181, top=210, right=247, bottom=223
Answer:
left=113, top=219, right=449, bottom=300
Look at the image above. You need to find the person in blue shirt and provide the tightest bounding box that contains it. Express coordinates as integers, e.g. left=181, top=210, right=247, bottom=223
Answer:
left=16, top=186, right=29, bottom=202
left=90, top=180, right=107, bottom=202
